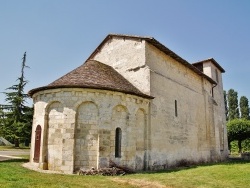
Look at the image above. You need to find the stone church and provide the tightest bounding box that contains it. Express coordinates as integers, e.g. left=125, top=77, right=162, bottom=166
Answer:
left=28, top=34, right=228, bottom=174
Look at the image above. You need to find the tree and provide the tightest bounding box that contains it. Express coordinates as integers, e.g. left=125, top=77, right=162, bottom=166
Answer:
left=227, top=119, right=250, bottom=153
left=228, top=89, right=239, bottom=120
left=240, top=96, right=249, bottom=120
left=224, top=90, right=228, bottom=121
left=0, top=109, right=4, bottom=136
left=0, top=52, right=33, bottom=147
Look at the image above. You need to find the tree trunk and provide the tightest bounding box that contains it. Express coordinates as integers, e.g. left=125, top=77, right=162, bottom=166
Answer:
left=228, top=140, right=231, bottom=152
left=14, top=139, right=19, bottom=147
left=238, top=140, right=242, bottom=153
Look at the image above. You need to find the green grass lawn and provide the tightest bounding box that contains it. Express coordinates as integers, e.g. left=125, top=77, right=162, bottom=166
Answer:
left=124, top=160, right=250, bottom=188
left=0, top=159, right=250, bottom=188
left=0, top=159, right=135, bottom=188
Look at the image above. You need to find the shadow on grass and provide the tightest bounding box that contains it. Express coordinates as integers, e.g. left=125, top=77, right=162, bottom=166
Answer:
left=0, top=158, right=29, bottom=163
left=2, top=158, right=249, bottom=176
left=134, top=159, right=250, bottom=175
left=218, top=158, right=250, bottom=165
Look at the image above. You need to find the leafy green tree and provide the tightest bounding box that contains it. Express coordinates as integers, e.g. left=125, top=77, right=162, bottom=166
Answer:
left=0, top=109, right=4, bottom=136
left=240, top=96, right=249, bottom=120
left=224, top=90, right=228, bottom=121
left=228, top=89, right=239, bottom=120
left=0, top=52, right=33, bottom=147
left=227, top=119, right=250, bottom=153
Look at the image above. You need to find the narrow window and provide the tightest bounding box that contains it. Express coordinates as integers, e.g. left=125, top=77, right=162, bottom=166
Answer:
left=115, top=128, right=122, bottom=158
left=175, top=100, right=178, bottom=117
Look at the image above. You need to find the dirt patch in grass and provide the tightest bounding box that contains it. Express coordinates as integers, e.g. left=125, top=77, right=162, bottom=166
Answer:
left=111, top=177, right=170, bottom=188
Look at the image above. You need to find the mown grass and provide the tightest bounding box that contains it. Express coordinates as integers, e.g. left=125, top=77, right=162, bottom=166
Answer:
left=0, top=159, right=135, bottom=188
left=121, top=160, right=250, bottom=188
left=0, top=159, right=250, bottom=188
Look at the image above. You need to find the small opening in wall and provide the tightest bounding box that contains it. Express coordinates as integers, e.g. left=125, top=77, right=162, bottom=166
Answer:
left=115, top=127, right=122, bottom=158
left=175, top=100, right=178, bottom=117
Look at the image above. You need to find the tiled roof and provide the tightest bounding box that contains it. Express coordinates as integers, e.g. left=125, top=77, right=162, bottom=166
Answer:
left=88, top=34, right=218, bottom=84
left=28, top=60, right=153, bottom=99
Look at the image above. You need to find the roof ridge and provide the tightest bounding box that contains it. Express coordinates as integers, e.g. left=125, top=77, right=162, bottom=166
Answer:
left=108, top=33, right=154, bottom=40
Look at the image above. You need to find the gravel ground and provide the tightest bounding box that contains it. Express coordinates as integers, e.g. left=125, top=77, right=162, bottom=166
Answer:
left=0, top=149, right=29, bottom=161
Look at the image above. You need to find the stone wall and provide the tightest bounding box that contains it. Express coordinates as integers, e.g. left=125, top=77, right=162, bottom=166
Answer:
left=74, top=102, right=98, bottom=171
left=91, top=37, right=228, bottom=169
left=145, top=42, right=227, bottom=168
left=47, top=102, right=64, bottom=171
left=203, top=61, right=228, bottom=159
left=93, top=36, right=151, bottom=95
left=30, top=88, right=150, bottom=174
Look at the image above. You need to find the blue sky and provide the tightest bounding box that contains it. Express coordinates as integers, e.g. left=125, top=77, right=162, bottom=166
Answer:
left=0, top=0, right=250, bottom=105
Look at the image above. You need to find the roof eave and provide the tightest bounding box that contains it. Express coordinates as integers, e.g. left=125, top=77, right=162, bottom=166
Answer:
left=28, top=85, right=154, bottom=99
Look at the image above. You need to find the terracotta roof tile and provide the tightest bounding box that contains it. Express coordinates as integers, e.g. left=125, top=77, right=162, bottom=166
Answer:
left=29, top=60, right=153, bottom=99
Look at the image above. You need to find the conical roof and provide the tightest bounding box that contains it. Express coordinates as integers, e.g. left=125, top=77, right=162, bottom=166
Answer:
left=29, top=60, right=152, bottom=99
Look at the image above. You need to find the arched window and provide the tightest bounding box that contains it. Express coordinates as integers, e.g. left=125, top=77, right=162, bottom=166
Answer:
left=115, top=128, right=122, bottom=158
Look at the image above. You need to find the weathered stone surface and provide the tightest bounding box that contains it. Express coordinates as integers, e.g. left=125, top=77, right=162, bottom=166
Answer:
left=29, top=88, right=149, bottom=173
left=29, top=34, right=228, bottom=174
